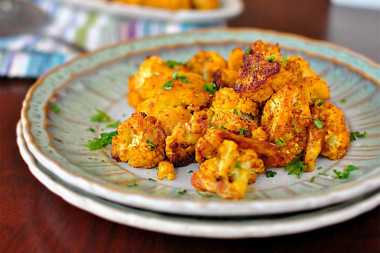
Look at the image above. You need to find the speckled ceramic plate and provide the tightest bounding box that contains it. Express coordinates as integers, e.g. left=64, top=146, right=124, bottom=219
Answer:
left=17, top=121, right=380, bottom=238
left=21, top=28, right=380, bottom=216
left=55, top=0, right=243, bottom=23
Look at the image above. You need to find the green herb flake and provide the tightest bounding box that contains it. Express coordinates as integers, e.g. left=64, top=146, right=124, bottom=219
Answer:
left=245, top=47, right=251, bottom=54
left=210, top=126, right=216, bottom=129
left=172, top=72, right=179, bottom=79
left=88, top=127, right=95, bottom=133
left=310, top=176, right=315, bottom=182
left=220, top=126, right=227, bottom=130
left=317, top=101, right=324, bottom=107
left=285, top=152, right=307, bottom=179
left=251, top=67, right=258, bottom=71
left=250, top=115, right=255, bottom=120
left=126, top=179, right=138, bottom=188
left=166, top=60, right=183, bottom=68
left=311, top=97, right=318, bottom=102
left=146, top=140, right=156, bottom=150
left=162, top=80, right=174, bottom=90
left=106, top=120, right=120, bottom=128
left=203, top=83, right=216, bottom=94
left=91, top=109, right=111, bottom=122
left=340, top=99, right=346, bottom=103
left=196, top=190, right=213, bottom=198
left=317, top=166, right=322, bottom=170
left=235, top=161, right=242, bottom=169
left=228, top=173, right=235, bottom=178
left=333, top=165, right=358, bottom=179
left=233, top=108, right=238, bottom=115
left=314, top=119, right=324, bottom=129
left=274, top=138, right=286, bottom=147
left=268, top=56, right=276, bottom=63
left=350, top=131, right=367, bottom=141
left=148, top=178, right=157, bottom=182
left=239, top=128, right=248, bottom=135
left=51, top=104, right=61, bottom=114
left=188, top=170, right=194, bottom=174
left=87, top=130, right=117, bottom=150
left=283, top=54, right=288, bottom=65
left=178, top=189, right=187, bottom=195
left=265, top=170, right=277, bottom=178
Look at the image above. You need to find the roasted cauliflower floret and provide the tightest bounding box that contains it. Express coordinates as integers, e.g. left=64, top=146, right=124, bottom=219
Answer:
left=166, top=109, right=212, bottom=166
left=157, top=161, right=175, bottom=180
left=210, top=88, right=259, bottom=132
left=213, top=69, right=239, bottom=89
left=234, top=40, right=283, bottom=102
left=289, top=56, right=330, bottom=103
left=195, top=129, right=285, bottom=167
left=228, top=48, right=244, bottom=71
left=111, top=112, right=166, bottom=168
left=187, top=51, right=227, bottom=82
left=304, top=101, right=350, bottom=171
left=261, top=84, right=311, bottom=164
left=192, top=140, right=265, bottom=199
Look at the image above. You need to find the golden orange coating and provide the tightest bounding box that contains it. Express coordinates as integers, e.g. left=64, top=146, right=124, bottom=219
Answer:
left=289, top=56, right=330, bottom=103
left=115, top=0, right=192, bottom=9
left=210, top=88, right=259, bottom=132
left=192, top=140, right=265, bottom=199
left=195, top=129, right=286, bottom=167
left=111, top=112, right=166, bottom=168
left=187, top=51, right=227, bottom=82
left=165, top=109, right=212, bottom=166
left=304, top=102, right=350, bottom=171
left=191, top=0, right=219, bottom=9
left=158, top=161, right=175, bottom=181
left=228, top=48, right=244, bottom=71
left=213, top=69, right=239, bottom=88
left=261, top=84, right=311, bottom=164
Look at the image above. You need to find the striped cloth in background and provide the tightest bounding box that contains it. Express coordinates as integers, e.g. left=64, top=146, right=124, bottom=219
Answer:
left=0, top=0, right=225, bottom=78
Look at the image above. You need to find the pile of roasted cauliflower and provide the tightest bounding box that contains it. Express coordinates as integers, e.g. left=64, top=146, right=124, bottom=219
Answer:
left=111, top=40, right=350, bottom=199
left=113, top=0, right=219, bottom=10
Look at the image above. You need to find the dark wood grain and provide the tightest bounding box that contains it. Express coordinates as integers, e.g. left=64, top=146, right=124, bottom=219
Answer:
left=1, top=1, right=379, bottom=252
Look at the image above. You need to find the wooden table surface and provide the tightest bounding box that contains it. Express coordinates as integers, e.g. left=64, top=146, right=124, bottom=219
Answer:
left=1, top=0, right=379, bottom=252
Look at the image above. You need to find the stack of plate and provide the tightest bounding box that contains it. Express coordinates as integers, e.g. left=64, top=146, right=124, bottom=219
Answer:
left=18, top=29, right=380, bottom=238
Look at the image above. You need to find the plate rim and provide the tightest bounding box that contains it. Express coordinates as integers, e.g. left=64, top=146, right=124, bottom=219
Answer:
left=16, top=121, right=380, bottom=238
left=21, top=28, right=380, bottom=216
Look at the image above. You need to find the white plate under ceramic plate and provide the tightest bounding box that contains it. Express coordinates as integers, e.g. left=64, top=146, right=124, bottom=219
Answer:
left=53, top=0, right=243, bottom=23
left=16, top=121, right=380, bottom=238
left=21, top=29, right=380, bottom=216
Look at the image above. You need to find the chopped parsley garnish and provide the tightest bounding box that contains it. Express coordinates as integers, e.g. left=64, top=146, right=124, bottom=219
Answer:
left=162, top=80, right=174, bottom=90
left=172, top=72, right=178, bottom=79
left=175, top=73, right=189, bottom=83
left=350, top=131, right=367, bottom=141
left=233, top=108, right=238, bottom=115
left=250, top=115, right=255, bottom=120
left=268, top=56, right=276, bottom=63
left=51, top=104, right=61, bottom=113
left=203, top=83, right=216, bottom=94
left=106, top=120, right=120, bottom=128
left=265, top=170, right=277, bottom=178
left=126, top=179, right=138, bottom=188
left=311, top=97, right=318, bottom=102
left=178, top=189, right=187, bottom=195
left=239, top=128, right=248, bottom=135
left=196, top=191, right=213, bottom=198
left=188, top=170, right=194, bottom=174
left=317, top=101, right=324, bottom=106
left=87, top=130, right=117, bottom=150
left=274, top=138, right=286, bottom=147
left=285, top=152, right=306, bottom=179
left=148, top=178, right=157, bottom=182
left=210, top=126, right=216, bottom=129
left=283, top=54, right=288, bottom=65
left=340, top=99, right=346, bottom=103
left=333, top=165, right=358, bottom=179
left=235, top=161, right=242, bottom=169
left=228, top=173, right=235, bottom=178
left=220, top=126, right=227, bottom=130
left=314, top=119, right=324, bottom=129
left=91, top=109, right=111, bottom=122
left=251, top=67, right=258, bottom=71
left=166, top=60, right=183, bottom=68
left=146, top=140, right=156, bottom=150
left=310, top=177, right=315, bottom=182
left=317, top=166, right=322, bottom=170
left=245, top=47, right=251, bottom=54
left=88, top=127, right=95, bottom=133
